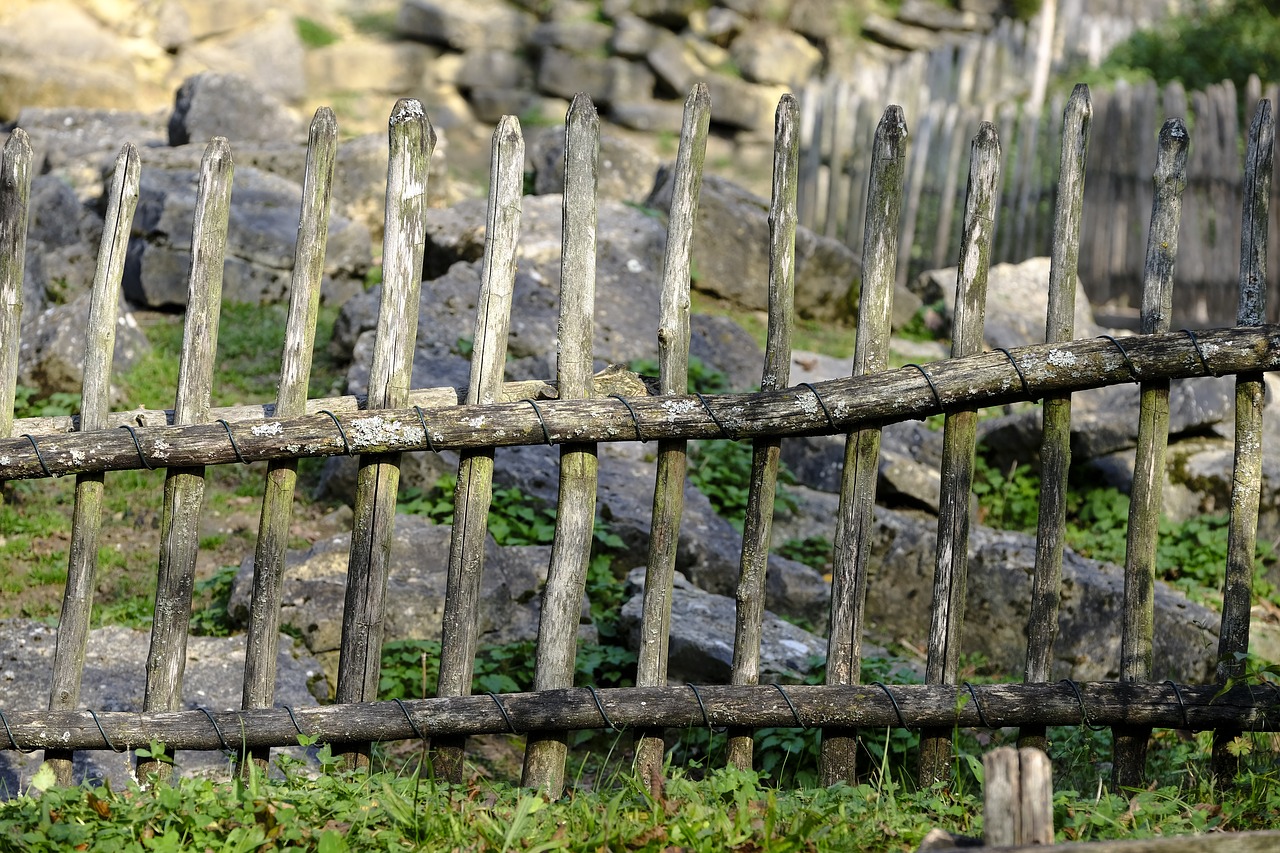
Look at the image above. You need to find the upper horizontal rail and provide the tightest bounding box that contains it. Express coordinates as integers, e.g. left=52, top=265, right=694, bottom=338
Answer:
left=0, top=325, right=1275, bottom=480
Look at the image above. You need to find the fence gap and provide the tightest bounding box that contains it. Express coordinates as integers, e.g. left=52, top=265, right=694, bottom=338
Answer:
left=818, top=105, right=908, bottom=786
left=433, top=115, right=525, bottom=782
left=241, top=108, right=338, bottom=772
left=1020, top=84, right=1092, bottom=753
left=334, top=100, right=434, bottom=769
left=0, top=129, right=32, bottom=449
left=1113, top=118, right=1190, bottom=792
left=725, top=94, right=799, bottom=771
left=634, top=83, right=711, bottom=789
left=522, top=94, right=601, bottom=793
left=45, top=144, right=141, bottom=786
left=138, top=137, right=234, bottom=782
left=918, top=122, right=1001, bottom=787
left=1213, top=99, right=1274, bottom=784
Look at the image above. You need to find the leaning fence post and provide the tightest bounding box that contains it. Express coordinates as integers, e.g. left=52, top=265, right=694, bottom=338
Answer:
left=433, top=115, right=524, bottom=782
left=0, top=129, right=32, bottom=454
left=918, top=122, right=1001, bottom=788
left=1113, top=118, right=1189, bottom=792
left=241, top=108, right=338, bottom=773
left=726, top=94, right=799, bottom=771
left=1213, top=98, right=1273, bottom=785
left=45, top=144, right=140, bottom=787
left=522, top=95, right=601, bottom=793
left=138, top=137, right=234, bottom=783
left=334, top=100, right=434, bottom=770
left=1020, top=84, right=1092, bottom=753
left=819, top=105, right=907, bottom=786
left=634, top=83, right=711, bottom=790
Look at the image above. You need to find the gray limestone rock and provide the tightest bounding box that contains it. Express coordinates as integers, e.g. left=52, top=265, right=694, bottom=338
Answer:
left=168, top=72, right=302, bottom=147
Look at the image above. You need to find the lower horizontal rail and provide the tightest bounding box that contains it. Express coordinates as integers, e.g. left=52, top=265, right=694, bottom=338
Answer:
left=2, top=682, right=1277, bottom=753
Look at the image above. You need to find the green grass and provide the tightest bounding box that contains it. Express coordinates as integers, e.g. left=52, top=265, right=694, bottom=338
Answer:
left=295, top=16, right=340, bottom=49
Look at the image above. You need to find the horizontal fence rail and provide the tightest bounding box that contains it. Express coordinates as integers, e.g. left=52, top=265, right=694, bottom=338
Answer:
left=0, top=327, right=1275, bottom=480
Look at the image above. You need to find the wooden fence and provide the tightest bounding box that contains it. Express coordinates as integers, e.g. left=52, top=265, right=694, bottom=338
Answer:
left=800, top=64, right=1280, bottom=328
left=0, top=83, right=1278, bottom=805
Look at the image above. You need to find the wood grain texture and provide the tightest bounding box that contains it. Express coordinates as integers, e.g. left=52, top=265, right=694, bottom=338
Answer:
left=0, top=129, right=32, bottom=442
left=46, top=144, right=140, bottom=786
left=139, top=137, right=233, bottom=782
left=820, top=105, right=908, bottom=786
left=242, top=108, right=338, bottom=772
left=727, top=95, right=799, bottom=771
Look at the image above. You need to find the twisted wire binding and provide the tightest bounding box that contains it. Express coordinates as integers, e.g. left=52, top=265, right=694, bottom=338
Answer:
left=798, top=382, right=836, bottom=431
left=903, top=364, right=943, bottom=414
left=0, top=709, right=34, bottom=753
left=772, top=683, right=805, bottom=728
left=871, top=682, right=909, bottom=729
left=197, top=706, right=233, bottom=752
left=318, top=410, right=352, bottom=454
left=88, top=708, right=127, bottom=752
left=963, top=682, right=992, bottom=727
left=486, top=692, right=520, bottom=734
left=994, top=347, right=1035, bottom=401
left=393, top=698, right=427, bottom=740
left=586, top=685, right=621, bottom=730
left=280, top=704, right=308, bottom=737
left=119, top=424, right=155, bottom=469
left=693, top=393, right=729, bottom=438
left=20, top=434, right=52, bottom=477
left=1097, top=335, right=1141, bottom=381
left=524, top=399, right=553, bottom=445
left=609, top=394, right=645, bottom=443
left=412, top=405, right=439, bottom=453
left=686, top=683, right=714, bottom=731
left=216, top=419, right=248, bottom=464
left=1164, top=680, right=1191, bottom=729
left=1178, top=329, right=1211, bottom=375
left=1060, top=679, right=1108, bottom=731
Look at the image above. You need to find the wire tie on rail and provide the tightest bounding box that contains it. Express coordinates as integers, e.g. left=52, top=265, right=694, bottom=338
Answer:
left=586, top=685, right=620, bottom=731
left=1060, top=679, right=1108, bottom=731
left=904, top=364, right=944, bottom=415
left=609, top=395, right=646, bottom=443
left=772, top=683, right=805, bottom=728
left=486, top=692, right=520, bottom=734
left=20, top=434, right=53, bottom=478
left=693, top=394, right=729, bottom=438
left=197, top=706, right=233, bottom=752
left=686, top=683, right=714, bottom=731
left=318, top=410, right=352, bottom=455
left=0, top=710, right=33, bottom=754
left=1178, top=329, right=1211, bottom=375
left=524, top=399, right=553, bottom=445
left=871, top=681, right=909, bottom=729
left=391, top=698, right=427, bottom=741
left=963, top=682, right=992, bottom=728
left=994, top=347, right=1035, bottom=401
left=280, top=704, right=307, bottom=737
left=119, top=424, right=155, bottom=470
left=216, top=419, right=248, bottom=464
left=1097, top=335, right=1140, bottom=381
left=1164, top=680, right=1191, bottom=729
left=88, top=709, right=126, bottom=753
left=798, top=382, right=837, bottom=431
left=412, top=406, right=439, bottom=453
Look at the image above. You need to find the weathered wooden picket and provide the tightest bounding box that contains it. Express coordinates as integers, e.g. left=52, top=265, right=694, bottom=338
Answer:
left=0, top=82, right=1278, bottom=813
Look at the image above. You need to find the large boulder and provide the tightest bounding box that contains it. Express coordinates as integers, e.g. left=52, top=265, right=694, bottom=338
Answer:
left=397, top=0, right=536, bottom=52
left=728, top=24, right=822, bottom=88
left=646, top=173, right=861, bottom=322
left=125, top=160, right=372, bottom=307
left=227, top=514, right=574, bottom=688
left=168, top=72, right=303, bottom=147
left=0, top=620, right=324, bottom=796
left=17, top=294, right=150, bottom=400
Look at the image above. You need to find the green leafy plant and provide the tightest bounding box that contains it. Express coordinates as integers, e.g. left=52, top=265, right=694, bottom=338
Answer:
left=189, top=564, right=240, bottom=637
left=686, top=439, right=800, bottom=533
left=12, top=386, right=80, bottom=419
left=295, top=16, right=339, bottom=49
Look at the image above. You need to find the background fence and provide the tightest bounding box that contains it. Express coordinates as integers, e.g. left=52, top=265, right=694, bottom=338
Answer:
left=0, top=82, right=1278, bottom=807
left=800, top=14, right=1280, bottom=327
